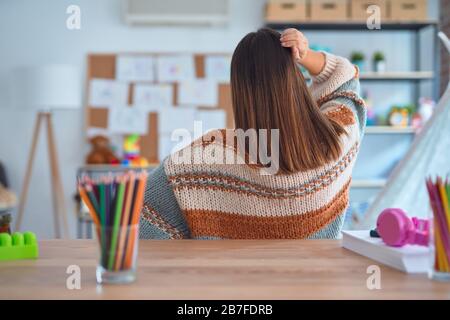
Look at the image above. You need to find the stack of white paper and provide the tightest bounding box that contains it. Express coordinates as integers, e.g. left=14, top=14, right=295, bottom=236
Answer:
left=342, top=230, right=430, bottom=273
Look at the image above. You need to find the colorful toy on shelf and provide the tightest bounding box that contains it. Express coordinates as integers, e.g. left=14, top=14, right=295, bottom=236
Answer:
left=122, top=134, right=149, bottom=168
left=388, top=106, right=413, bottom=127
left=362, top=90, right=377, bottom=126
left=86, top=135, right=120, bottom=165
left=0, top=232, right=39, bottom=261
left=412, top=98, right=436, bottom=130
left=0, top=213, right=11, bottom=234
left=366, top=108, right=377, bottom=126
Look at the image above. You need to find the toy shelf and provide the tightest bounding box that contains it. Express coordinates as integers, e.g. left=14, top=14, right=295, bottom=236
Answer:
left=269, top=20, right=440, bottom=101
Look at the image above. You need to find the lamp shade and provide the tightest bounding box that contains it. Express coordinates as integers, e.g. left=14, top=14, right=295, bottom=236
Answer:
left=12, top=64, right=81, bottom=110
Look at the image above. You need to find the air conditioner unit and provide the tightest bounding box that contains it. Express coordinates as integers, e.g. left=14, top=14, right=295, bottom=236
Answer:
left=123, top=0, right=230, bottom=26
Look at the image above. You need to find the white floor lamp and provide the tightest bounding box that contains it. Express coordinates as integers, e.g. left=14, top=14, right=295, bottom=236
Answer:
left=13, top=65, right=81, bottom=238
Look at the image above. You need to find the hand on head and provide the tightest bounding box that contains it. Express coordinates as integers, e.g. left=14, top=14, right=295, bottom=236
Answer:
left=280, top=28, right=309, bottom=64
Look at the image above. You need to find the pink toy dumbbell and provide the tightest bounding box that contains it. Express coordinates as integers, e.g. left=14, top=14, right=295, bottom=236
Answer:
left=376, top=208, right=429, bottom=247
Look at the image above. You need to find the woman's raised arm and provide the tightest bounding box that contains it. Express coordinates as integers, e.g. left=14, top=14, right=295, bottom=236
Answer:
left=280, top=28, right=325, bottom=76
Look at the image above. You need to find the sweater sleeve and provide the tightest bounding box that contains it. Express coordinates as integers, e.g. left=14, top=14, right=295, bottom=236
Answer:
left=139, top=163, right=191, bottom=239
left=309, top=52, right=367, bottom=138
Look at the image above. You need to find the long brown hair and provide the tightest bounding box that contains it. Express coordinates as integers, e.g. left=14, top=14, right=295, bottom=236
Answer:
left=230, top=28, right=346, bottom=174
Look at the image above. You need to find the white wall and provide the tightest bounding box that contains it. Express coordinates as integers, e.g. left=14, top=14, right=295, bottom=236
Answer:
left=0, top=0, right=268, bottom=239
left=0, top=0, right=439, bottom=238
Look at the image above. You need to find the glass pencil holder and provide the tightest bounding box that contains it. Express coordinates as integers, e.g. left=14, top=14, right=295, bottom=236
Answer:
left=428, top=210, right=450, bottom=282
left=95, top=224, right=139, bottom=284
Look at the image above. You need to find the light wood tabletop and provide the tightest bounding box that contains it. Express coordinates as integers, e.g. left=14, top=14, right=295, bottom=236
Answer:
left=0, top=240, right=449, bottom=300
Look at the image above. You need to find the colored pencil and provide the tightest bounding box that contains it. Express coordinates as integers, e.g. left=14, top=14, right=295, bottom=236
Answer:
left=427, top=177, right=450, bottom=273
left=78, top=186, right=100, bottom=226
left=105, top=177, right=111, bottom=227
left=119, top=175, right=140, bottom=269
left=108, top=176, right=126, bottom=270
left=86, top=184, right=100, bottom=215
left=438, top=180, right=450, bottom=230
left=124, top=171, right=148, bottom=269
left=99, top=181, right=106, bottom=226
left=78, top=170, right=147, bottom=272
left=115, top=172, right=135, bottom=270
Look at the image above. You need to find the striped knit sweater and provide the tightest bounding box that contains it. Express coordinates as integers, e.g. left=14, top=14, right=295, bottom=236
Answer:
left=139, top=52, right=366, bottom=240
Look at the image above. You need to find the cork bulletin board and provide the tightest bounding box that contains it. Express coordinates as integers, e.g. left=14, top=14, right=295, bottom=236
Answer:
left=85, top=53, right=234, bottom=163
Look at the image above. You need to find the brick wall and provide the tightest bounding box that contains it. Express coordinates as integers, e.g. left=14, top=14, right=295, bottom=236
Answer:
left=441, top=0, right=450, bottom=95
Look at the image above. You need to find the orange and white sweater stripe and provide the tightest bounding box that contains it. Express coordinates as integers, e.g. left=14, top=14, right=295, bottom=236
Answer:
left=139, top=52, right=366, bottom=240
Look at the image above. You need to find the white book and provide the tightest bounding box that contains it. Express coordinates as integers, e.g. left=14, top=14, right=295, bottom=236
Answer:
left=342, top=230, right=431, bottom=274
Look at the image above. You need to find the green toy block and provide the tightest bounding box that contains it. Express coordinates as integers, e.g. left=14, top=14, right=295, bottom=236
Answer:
left=0, top=232, right=39, bottom=261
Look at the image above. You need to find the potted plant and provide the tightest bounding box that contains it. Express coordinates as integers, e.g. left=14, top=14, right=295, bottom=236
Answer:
left=373, top=51, right=386, bottom=73
left=350, top=51, right=365, bottom=71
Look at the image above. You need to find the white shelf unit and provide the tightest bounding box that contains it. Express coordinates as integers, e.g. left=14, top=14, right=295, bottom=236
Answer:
left=365, top=126, right=416, bottom=135
left=351, top=179, right=387, bottom=189
left=358, top=71, right=434, bottom=81
left=304, top=71, right=434, bottom=81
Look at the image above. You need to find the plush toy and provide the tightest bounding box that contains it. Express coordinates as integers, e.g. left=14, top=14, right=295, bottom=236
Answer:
left=86, top=135, right=119, bottom=165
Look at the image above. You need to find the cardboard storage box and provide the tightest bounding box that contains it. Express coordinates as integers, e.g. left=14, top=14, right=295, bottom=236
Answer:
left=266, top=0, right=308, bottom=23
left=350, top=0, right=389, bottom=21
left=310, top=0, right=348, bottom=21
left=390, top=0, right=428, bottom=21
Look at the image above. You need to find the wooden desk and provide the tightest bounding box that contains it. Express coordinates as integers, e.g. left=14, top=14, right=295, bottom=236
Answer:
left=0, top=240, right=449, bottom=299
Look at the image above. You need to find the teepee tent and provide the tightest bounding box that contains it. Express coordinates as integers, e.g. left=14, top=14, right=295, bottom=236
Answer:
left=359, top=32, right=450, bottom=229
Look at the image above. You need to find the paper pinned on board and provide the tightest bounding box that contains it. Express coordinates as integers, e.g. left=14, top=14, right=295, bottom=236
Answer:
left=156, top=55, right=196, bottom=83
left=158, top=107, right=196, bottom=134
left=108, top=106, right=148, bottom=135
left=133, top=84, right=173, bottom=111
left=178, top=80, right=218, bottom=107
left=205, top=55, right=231, bottom=82
left=194, top=109, right=226, bottom=138
left=158, top=133, right=193, bottom=161
left=89, top=79, right=129, bottom=108
left=116, top=55, right=155, bottom=82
